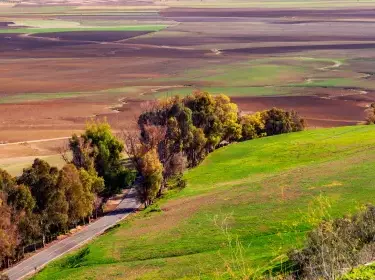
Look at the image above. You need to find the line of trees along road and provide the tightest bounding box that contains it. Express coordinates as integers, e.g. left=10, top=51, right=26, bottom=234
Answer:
left=0, top=122, right=135, bottom=271
left=0, top=91, right=304, bottom=274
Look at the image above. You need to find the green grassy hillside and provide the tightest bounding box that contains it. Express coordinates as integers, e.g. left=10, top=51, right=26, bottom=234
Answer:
left=33, top=125, right=375, bottom=280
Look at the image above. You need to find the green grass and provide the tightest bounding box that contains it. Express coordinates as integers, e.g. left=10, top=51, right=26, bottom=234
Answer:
left=201, top=64, right=305, bottom=86
left=0, top=25, right=167, bottom=34
left=154, top=86, right=289, bottom=98
left=290, top=78, right=362, bottom=88
left=340, top=264, right=375, bottom=280
left=148, top=56, right=375, bottom=98
left=0, top=86, right=150, bottom=104
left=0, top=92, right=91, bottom=103
left=33, top=125, right=375, bottom=279
left=158, top=63, right=306, bottom=88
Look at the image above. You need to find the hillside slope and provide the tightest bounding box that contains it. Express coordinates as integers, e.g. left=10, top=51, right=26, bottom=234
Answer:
left=33, top=125, right=375, bottom=279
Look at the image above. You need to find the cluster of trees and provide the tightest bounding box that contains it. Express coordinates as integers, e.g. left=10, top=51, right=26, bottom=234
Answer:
left=0, top=160, right=102, bottom=269
left=0, top=121, right=134, bottom=270
left=125, top=91, right=305, bottom=207
left=289, top=205, right=375, bottom=280
left=68, top=121, right=135, bottom=196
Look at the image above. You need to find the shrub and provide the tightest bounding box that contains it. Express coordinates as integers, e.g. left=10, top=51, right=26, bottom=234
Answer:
left=289, top=205, right=375, bottom=280
left=166, top=174, right=187, bottom=190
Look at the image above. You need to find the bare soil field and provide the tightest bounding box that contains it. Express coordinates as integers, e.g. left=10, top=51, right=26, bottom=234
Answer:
left=233, top=95, right=367, bottom=127
left=0, top=34, right=90, bottom=52
left=36, top=30, right=152, bottom=42
left=160, top=8, right=375, bottom=19
left=2, top=3, right=375, bottom=162
left=226, top=43, right=375, bottom=55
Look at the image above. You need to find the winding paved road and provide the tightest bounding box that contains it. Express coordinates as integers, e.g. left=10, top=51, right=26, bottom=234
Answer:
left=5, top=188, right=140, bottom=280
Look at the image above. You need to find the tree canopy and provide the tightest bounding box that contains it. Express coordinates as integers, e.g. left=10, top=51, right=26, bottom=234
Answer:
left=69, top=120, right=135, bottom=196
left=127, top=91, right=305, bottom=206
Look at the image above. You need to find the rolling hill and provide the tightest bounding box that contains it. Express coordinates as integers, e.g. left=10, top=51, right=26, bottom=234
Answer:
left=33, top=125, right=375, bottom=280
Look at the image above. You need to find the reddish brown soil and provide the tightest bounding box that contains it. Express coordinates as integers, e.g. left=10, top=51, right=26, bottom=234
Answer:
left=36, top=31, right=152, bottom=42
left=0, top=35, right=208, bottom=59
left=225, top=43, right=375, bottom=55
left=0, top=34, right=90, bottom=52
left=2, top=6, right=375, bottom=148
left=0, top=99, right=112, bottom=141
left=0, top=22, right=14, bottom=27
left=128, top=35, right=375, bottom=47
left=161, top=8, right=375, bottom=19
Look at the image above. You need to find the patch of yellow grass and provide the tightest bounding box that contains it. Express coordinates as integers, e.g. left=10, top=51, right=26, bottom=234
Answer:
left=323, top=181, right=343, bottom=188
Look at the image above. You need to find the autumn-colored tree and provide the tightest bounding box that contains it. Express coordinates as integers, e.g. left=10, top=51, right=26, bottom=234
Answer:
left=79, top=168, right=104, bottom=221
left=0, top=170, right=41, bottom=251
left=214, top=94, right=242, bottom=141
left=366, top=103, right=375, bottom=124
left=128, top=92, right=305, bottom=207
left=0, top=192, right=19, bottom=268
left=69, top=134, right=96, bottom=171
left=58, top=164, right=93, bottom=226
left=137, top=149, right=163, bottom=207
left=240, top=112, right=266, bottom=140
left=0, top=273, right=9, bottom=280
left=0, top=169, right=16, bottom=192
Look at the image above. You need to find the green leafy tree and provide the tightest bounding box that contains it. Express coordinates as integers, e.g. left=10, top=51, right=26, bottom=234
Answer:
left=83, top=120, right=124, bottom=176
left=17, top=159, right=66, bottom=240
left=261, top=107, right=305, bottom=136
left=70, top=120, right=134, bottom=195
left=17, top=158, right=59, bottom=213
left=0, top=169, right=16, bottom=192
left=7, top=184, right=35, bottom=214
left=17, top=213, right=42, bottom=247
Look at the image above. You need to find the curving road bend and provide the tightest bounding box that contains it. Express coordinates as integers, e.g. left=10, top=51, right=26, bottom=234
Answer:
left=5, top=188, right=140, bottom=280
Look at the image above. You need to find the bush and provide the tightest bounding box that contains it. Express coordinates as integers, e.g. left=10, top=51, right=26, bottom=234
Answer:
left=289, top=205, right=375, bottom=280
left=166, top=174, right=187, bottom=190
left=0, top=274, right=9, bottom=280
